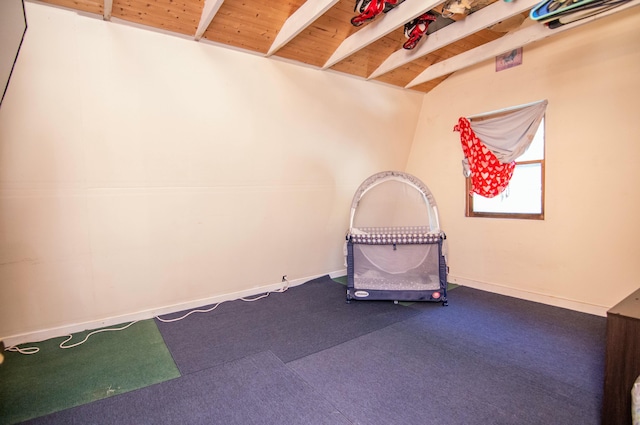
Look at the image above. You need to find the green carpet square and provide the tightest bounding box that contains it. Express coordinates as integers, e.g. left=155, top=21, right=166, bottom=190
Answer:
left=332, top=276, right=347, bottom=285
left=0, top=319, right=180, bottom=424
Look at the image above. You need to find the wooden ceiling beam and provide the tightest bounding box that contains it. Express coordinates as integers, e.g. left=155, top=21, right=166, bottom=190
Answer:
left=267, top=0, right=339, bottom=57
left=103, top=0, right=112, bottom=21
left=406, top=0, right=640, bottom=88
left=195, top=0, right=225, bottom=41
left=369, top=0, right=540, bottom=79
left=322, top=0, right=442, bottom=69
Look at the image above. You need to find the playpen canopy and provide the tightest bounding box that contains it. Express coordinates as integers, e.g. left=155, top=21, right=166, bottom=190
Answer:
left=349, top=171, right=441, bottom=234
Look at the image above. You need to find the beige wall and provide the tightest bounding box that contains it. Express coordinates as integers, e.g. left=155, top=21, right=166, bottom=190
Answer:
left=406, top=8, right=640, bottom=314
left=0, top=3, right=423, bottom=341
left=3, top=2, right=638, bottom=343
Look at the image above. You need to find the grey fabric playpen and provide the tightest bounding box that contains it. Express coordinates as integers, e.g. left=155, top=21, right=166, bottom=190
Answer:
left=345, top=171, right=448, bottom=305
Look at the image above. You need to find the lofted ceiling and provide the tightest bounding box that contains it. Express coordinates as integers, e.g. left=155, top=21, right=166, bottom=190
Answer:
left=34, top=0, right=638, bottom=93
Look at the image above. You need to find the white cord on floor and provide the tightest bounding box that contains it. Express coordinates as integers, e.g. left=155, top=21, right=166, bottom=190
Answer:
left=4, top=279, right=290, bottom=354
left=157, top=283, right=288, bottom=322
left=59, top=321, right=140, bottom=349
left=5, top=345, right=40, bottom=355
left=155, top=303, right=223, bottom=323
left=3, top=321, right=142, bottom=354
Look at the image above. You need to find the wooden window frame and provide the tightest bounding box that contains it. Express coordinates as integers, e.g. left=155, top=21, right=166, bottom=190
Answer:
left=465, top=159, right=545, bottom=220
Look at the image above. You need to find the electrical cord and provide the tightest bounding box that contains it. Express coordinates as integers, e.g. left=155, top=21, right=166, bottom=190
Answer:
left=58, top=321, right=140, bottom=349
left=156, top=281, right=289, bottom=322
left=4, top=321, right=141, bottom=355
left=5, top=345, right=40, bottom=355
left=4, top=278, right=290, bottom=355
left=155, top=304, right=222, bottom=323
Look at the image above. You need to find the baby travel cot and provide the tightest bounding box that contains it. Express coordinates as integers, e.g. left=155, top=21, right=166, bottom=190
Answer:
left=345, top=171, right=448, bottom=305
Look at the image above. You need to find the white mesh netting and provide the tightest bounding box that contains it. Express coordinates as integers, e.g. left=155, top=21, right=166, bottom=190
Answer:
left=351, top=176, right=438, bottom=231
left=352, top=243, right=441, bottom=291
left=347, top=171, right=445, bottom=294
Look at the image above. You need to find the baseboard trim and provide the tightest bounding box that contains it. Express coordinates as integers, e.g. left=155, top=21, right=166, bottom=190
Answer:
left=2, top=273, right=328, bottom=348
left=449, top=275, right=608, bottom=317
left=326, top=269, right=608, bottom=316
left=329, top=269, right=347, bottom=279
left=6, top=271, right=605, bottom=347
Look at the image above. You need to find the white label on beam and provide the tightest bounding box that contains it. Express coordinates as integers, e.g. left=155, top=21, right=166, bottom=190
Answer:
left=407, top=0, right=640, bottom=88
left=369, top=0, right=541, bottom=79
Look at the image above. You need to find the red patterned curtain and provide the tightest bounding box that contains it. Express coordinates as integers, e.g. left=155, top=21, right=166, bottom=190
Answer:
left=454, top=117, right=515, bottom=199
left=455, top=100, right=547, bottom=199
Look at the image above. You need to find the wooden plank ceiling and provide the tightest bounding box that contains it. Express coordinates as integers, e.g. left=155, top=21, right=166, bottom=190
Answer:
left=35, top=0, right=638, bottom=93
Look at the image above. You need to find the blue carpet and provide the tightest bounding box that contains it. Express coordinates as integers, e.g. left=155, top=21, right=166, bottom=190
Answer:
left=22, top=351, right=350, bottom=425
left=288, top=286, right=606, bottom=425
left=156, top=275, right=427, bottom=374
left=398, top=286, right=606, bottom=401
left=15, top=280, right=606, bottom=424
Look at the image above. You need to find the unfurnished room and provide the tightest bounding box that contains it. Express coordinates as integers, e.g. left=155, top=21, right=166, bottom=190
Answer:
left=0, top=0, right=639, bottom=423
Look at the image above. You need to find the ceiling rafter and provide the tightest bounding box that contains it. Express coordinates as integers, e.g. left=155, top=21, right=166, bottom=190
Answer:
left=103, top=0, right=112, bottom=21
left=267, top=0, right=340, bottom=57
left=406, top=0, right=640, bottom=88
left=322, top=0, right=443, bottom=69
left=35, top=0, right=639, bottom=94
left=368, top=0, right=541, bottom=79
left=195, top=0, right=225, bottom=41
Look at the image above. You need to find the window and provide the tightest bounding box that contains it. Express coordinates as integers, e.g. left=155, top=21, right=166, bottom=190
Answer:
left=466, top=117, right=545, bottom=220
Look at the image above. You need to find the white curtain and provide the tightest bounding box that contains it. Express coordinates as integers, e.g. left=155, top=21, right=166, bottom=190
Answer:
left=468, top=99, right=548, bottom=164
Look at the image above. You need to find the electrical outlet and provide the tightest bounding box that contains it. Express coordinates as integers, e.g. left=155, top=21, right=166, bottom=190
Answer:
left=280, top=275, right=289, bottom=293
